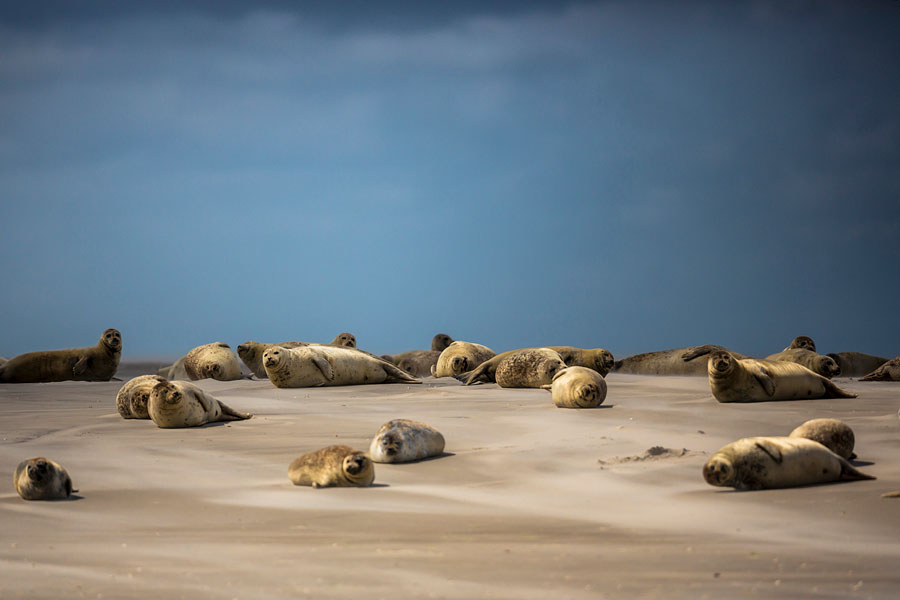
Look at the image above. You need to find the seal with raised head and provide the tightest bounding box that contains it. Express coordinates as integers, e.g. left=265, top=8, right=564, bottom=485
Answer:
left=236, top=341, right=310, bottom=379
left=613, top=345, right=749, bottom=376
left=182, top=342, right=242, bottom=381
left=263, top=345, right=420, bottom=388
left=288, top=445, right=375, bottom=488
left=826, top=352, right=889, bottom=378
left=464, top=348, right=566, bottom=388
left=707, top=351, right=856, bottom=403
left=369, top=419, right=445, bottom=463
left=541, top=366, right=608, bottom=408
left=0, top=328, right=122, bottom=383
left=431, top=341, right=496, bottom=378
left=116, top=374, right=167, bottom=419
left=785, top=336, right=816, bottom=352
left=547, top=346, right=615, bottom=377
left=431, top=333, right=454, bottom=352
left=330, top=333, right=356, bottom=348
left=14, top=457, right=74, bottom=500
left=764, top=348, right=841, bottom=378
left=788, top=418, right=856, bottom=460
left=148, top=380, right=252, bottom=428
left=859, top=356, right=900, bottom=382
left=703, top=436, right=874, bottom=490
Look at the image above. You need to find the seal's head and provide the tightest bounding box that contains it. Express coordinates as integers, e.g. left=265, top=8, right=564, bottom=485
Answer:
left=539, top=354, right=567, bottom=382
left=817, top=356, right=841, bottom=378
left=262, top=346, right=287, bottom=371
left=151, top=382, right=182, bottom=406
left=373, top=433, right=402, bottom=461
left=342, top=452, right=374, bottom=484
left=594, top=349, right=615, bottom=374
left=101, top=328, right=122, bottom=352
left=450, top=355, right=469, bottom=375
left=332, top=333, right=356, bottom=348
left=26, top=458, right=51, bottom=484
left=703, top=454, right=735, bottom=487
left=431, top=333, right=454, bottom=352
left=397, top=359, right=417, bottom=376
left=789, top=336, right=816, bottom=352
left=236, top=341, right=261, bottom=363
left=708, top=351, right=736, bottom=378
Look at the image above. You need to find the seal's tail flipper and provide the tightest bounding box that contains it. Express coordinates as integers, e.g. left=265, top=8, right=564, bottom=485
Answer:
left=859, top=369, right=886, bottom=382
left=463, top=364, right=491, bottom=385
left=822, top=379, right=858, bottom=399
left=217, top=401, right=252, bottom=421
left=838, top=457, right=876, bottom=482
left=382, top=362, right=421, bottom=384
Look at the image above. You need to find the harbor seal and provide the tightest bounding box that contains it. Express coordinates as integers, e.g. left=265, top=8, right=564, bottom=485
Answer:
left=383, top=350, right=441, bottom=377
left=431, top=333, right=454, bottom=352
left=826, top=352, right=889, bottom=378
left=288, top=445, right=375, bottom=488
left=183, top=342, right=242, bottom=381
left=0, top=328, right=122, bottom=383
left=148, top=380, right=252, bottom=428
left=14, top=457, right=74, bottom=500
left=703, top=436, right=874, bottom=490
left=157, top=356, right=188, bottom=380
left=369, top=419, right=446, bottom=463
left=707, top=351, right=856, bottom=403
left=236, top=341, right=310, bottom=379
left=330, top=333, right=356, bottom=348
left=785, top=336, right=817, bottom=352
left=788, top=418, right=856, bottom=460
left=431, top=341, right=496, bottom=378
left=859, top=356, right=900, bottom=382
left=263, top=345, right=420, bottom=388
left=541, top=366, right=608, bottom=408
left=547, top=346, right=615, bottom=377
left=764, top=348, right=841, bottom=378
left=614, top=345, right=749, bottom=376
left=116, top=374, right=167, bottom=419
left=465, top=347, right=566, bottom=388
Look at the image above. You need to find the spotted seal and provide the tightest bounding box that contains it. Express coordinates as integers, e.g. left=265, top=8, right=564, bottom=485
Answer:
left=0, top=328, right=122, bottom=383
left=263, top=345, right=419, bottom=388
left=368, top=419, right=445, bottom=463
left=859, top=356, right=900, bottom=382
left=288, top=445, right=375, bottom=488
left=14, top=457, right=75, bottom=500
left=116, top=374, right=167, bottom=419
left=148, top=380, right=252, bottom=428
left=541, top=366, right=608, bottom=408
left=788, top=418, right=856, bottom=460
left=764, top=348, right=841, bottom=378
left=613, top=345, right=749, bottom=376
left=431, top=341, right=496, bottom=378
left=826, top=352, right=889, bottom=378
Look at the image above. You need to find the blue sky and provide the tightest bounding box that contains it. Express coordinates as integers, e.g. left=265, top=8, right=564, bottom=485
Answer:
left=1, top=1, right=898, bottom=360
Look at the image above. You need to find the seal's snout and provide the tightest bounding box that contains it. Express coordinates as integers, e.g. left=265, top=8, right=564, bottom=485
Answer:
left=345, top=455, right=366, bottom=475
left=451, top=356, right=468, bottom=373
left=703, top=457, right=733, bottom=486
left=578, top=385, right=598, bottom=402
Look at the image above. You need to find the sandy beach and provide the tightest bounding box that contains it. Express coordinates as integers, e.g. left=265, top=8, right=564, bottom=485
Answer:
left=1, top=365, right=898, bottom=599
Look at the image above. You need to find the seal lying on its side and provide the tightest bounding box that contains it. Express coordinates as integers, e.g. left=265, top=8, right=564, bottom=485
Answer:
left=288, top=445, right=375, bottom=488
left=542, top=366, right=608, bottom=408
left=0, top=328, right=122, bottom=383
left=236, top=341, right=310, bottom=379
left=764, top=348, right=841, bottom=378
left=707, top=351, right=856, bottom=403
left=148, top=381, right=252, bottom=428
left=431, top=341, right=496, bottom=378
left=369, top=419, right=446, bottom=463
left=14, top=457, right=75, bottom=500
left=703, top=436, right=874, bottom=490
left=788, top=418, right=856, bottom=460
left=613, top=345, right=749, bottom=376
left=263, top=345, right=419, bottom=388
left=826, top=352, right=889, bottom=378
left=859, top=356, right=900, bottom=382
left=116, top=374, right=167, bottom=419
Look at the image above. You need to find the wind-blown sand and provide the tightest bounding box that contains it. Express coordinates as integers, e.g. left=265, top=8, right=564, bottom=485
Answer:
left=1, top=366, right=898, bottom=599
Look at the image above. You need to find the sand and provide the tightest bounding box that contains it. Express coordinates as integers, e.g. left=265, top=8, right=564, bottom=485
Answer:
left=1, top=365, right=898, bottom=599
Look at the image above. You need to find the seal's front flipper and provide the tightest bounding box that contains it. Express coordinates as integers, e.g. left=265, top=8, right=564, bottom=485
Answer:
left=748, top=364, right=776, bottom=397
left=754, top=440, right=783, bottom=464
left=821, top=378, right=857, bottom=399
left=72, top=355, right=89, bottom=376
left=681, top=345, right=718, bottom=362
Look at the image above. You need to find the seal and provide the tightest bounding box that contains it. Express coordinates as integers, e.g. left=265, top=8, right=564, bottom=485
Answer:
left=464, top=348, right=566, bottom=388
left=431, top=341, right=496, bottom=378
left=826, top=352, right=889, bottom=378
left=859, top=356, right=900, bottom=382
left=431, top=333, right=454, bottom=352
left=182, top=342, right=243, bottom=381
left=384, top=350, right=441, bottom=377
left=707, top=351, right=856, bottom=403
left=116, top=374, right=167, bottom=419
left=288, top=445, right=375, bottom=488
left=613, top=345, right=749, bottom=376
left=330, top=333, right=356, bottom=348
left=263, top=345, right=420, bottom=388
left=0, top=328, right=122, bottom=383
left=788, top=418, right=856, bottom=460
left=546, top=346, right=615, bottom=377
left=14, top=457, right=75, bottom=500
left=764, top=348, right=841, bottom=378
left=236, top=341, right=310, bottom=379
left=148, top=380, right=252, bottom=428
left=157, top=357, right=188, bottom=380
left=703, top=436, right=874, bottom=490
left=541, top=366, right=608, bottom=408
left=368, top=419, right=446, bottom=463
left=785, top=336, right=816, bottom=352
